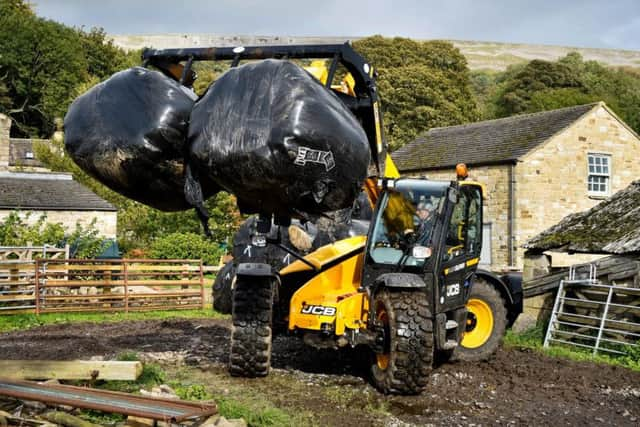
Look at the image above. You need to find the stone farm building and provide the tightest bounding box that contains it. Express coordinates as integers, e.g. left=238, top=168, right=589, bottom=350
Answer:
left=392, top=102, right=640, bottom=272
left=0, top=113, right=117, bottom=238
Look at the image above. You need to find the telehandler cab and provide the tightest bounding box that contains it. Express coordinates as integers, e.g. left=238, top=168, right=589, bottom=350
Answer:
left=141, top=42, right=522, bottom=393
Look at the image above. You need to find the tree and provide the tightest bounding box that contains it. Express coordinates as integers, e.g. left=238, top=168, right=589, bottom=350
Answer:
left=353, top=36, right=479, bottom=150
left=495, top=59, right=584, bottom=116
left=78, top=27, right=137, bottom=79
left=488, top=52, right=640, bottom=134
left=0, top=2, right=88, bottom=136
left=0, top=0, right=135, bottom=138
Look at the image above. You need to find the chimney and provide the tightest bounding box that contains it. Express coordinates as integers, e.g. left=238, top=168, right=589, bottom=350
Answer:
left=0, top=114, right=11, bottom=171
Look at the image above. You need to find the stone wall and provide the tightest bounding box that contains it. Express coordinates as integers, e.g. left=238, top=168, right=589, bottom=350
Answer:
left=514, top=103, right=640, bottom=268
left=408, top=164, right=512, bottom=270
left=0, top=114, right=10, bottom=170
left=0, top=210, right=117, bottom=239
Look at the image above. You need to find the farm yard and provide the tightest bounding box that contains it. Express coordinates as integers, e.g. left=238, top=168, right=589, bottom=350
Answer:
left=1, top=315, right=639, bottom=426
left=2, top=1, right=640, bottom=426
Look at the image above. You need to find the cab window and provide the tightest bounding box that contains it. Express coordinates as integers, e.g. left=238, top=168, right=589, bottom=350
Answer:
left=445, top=186, right=482, bottom=260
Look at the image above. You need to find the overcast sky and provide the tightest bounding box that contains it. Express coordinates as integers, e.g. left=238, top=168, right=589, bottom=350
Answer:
left=34, top=0, right=640, bottom=51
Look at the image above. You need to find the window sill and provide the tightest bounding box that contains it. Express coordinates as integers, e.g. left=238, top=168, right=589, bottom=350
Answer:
left=588, top=194, right=609, bottom=200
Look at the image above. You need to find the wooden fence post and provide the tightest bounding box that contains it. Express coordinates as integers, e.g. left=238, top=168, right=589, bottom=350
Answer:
left=199, top=260, right=205, bottom=310
left=124, top=260, right=129, bottom=313
left=34, top=259, right=40, bottom=315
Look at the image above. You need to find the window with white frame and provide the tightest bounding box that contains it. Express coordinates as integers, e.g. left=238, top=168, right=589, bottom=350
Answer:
left=587, top=153, right=611, bottom=195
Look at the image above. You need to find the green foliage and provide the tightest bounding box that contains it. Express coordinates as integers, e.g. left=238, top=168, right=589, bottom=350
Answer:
left=505, top=327, right=640, bottom=372
left=354, top=36, right=479, bottom=150
left=66, top=218, right=111, bottom=259
left=215, top=396, right=292, bottom=427
left=78, top=409, right=125, bottom=425
left=0, top=211, right=65, bottom=246
left=0, top=0, right=131, bottom=137
left=619, top=342, right=640, bottom=371
left=33, top=138, right=240, bottom=256
left=0, top=211, right=108, bottom=258
left=0, top=2, right=87, bottom=136
left=484, top=52, right=640, bottom=134
left=137, top=363, right=166, bottom=386
left=117, top=192, right=239, bottom=255
left=495, top=59, right=583, bottom=116
left=172, top=383, right=213, bottom=401
left=470, top=70, right=503, bottom=119
left=115, top=351, right=140, bottom=362
left=78, top=27, right=137, bottom=80
left=149, top=232, right=224, bottom=265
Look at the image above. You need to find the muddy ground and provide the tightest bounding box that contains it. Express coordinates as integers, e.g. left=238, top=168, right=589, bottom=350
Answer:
left=1, top=318, right=639, bottom=426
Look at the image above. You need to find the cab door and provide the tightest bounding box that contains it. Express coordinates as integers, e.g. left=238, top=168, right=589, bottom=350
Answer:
left=437, top=184, right=483, bottom=311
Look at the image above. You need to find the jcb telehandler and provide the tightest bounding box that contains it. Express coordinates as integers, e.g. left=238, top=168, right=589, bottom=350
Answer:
left=142, top=42, right=522, bottom=393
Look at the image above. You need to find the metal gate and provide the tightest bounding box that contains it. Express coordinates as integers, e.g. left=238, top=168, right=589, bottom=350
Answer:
left=544, top=265, right=640, bottom=355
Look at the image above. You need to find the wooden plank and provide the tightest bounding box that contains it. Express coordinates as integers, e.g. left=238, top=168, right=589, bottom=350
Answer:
left=0, top=294, right=34, bottom=301
left=0, top=281, right=35, bottom=286
left=43, top=264, right=199, bottom=272
left=125, top=280, right=201, bottom=286
left=41, top=280, right=201, bottom=287
left=0, top=308, right=35, bottom=315
left=42, top=292, right=201, bottom=301
left=0, top=360, right=143, bottom=380
left=42, top=294, right=126, bottom=301
left=41, top=280, right=126, bottom=286
left=50, top=265, right=124, bottom=271
left=126, top=265, right=201, bottom=272
left=38, top=304, right=202, bottom=314
left=127, top=292, right=202, bottom=298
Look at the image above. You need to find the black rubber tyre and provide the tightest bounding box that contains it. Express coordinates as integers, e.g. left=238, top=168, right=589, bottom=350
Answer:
left=370, top=290, right=434, bottom=395
left=455, top=277, right=508, bottom=362
left=213, top=261, right=235, bottom=314
left=229, top=276, right=274, bottom=377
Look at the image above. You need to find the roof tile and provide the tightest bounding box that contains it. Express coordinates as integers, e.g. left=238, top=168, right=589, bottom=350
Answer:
left=0, top=175, right=116, bottom=211
left=392, top=103, right=597, bottom=171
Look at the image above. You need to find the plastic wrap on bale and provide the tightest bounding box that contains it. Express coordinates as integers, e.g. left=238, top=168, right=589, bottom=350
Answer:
left=188, top=59, right=371, bottom=217
left=64, top=67, right=217, bottom=212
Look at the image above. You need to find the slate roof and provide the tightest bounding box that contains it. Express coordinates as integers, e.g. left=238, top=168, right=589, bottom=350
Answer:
left=9, top=139, right=46, bottom=168
left=0, top=173, right=116, bottom=211
left=392, top=103, right=598, bottom=172
left=524, top=180, right=640, bottom=255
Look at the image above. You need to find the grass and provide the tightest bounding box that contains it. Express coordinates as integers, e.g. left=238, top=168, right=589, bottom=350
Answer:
left=215, top=396, right=293, bottom=426
left=92, top=358, right=295, bottom=427
left=504, top=326, right=640, bottom=372
left=0, top=308, right=228, bottom=333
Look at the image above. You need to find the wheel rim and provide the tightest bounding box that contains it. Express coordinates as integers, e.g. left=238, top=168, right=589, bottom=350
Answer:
left=375, top=304, right=390, bottom=370
left=461, top=298, right=493, bottom=349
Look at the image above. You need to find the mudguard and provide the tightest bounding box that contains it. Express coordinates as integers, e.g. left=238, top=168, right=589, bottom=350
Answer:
left=475, top=269, right=523, bottom=326
left=236, top=263, right=274, bottom=278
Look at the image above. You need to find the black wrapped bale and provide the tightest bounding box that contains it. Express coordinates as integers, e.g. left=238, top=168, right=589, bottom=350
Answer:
left=64, top=67, right=216, bottom=211
left=188, top=59, right=370, bottom=217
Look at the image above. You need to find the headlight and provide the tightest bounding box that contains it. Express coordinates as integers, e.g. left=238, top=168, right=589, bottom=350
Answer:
left=412, top=246, right=432, bottom=259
